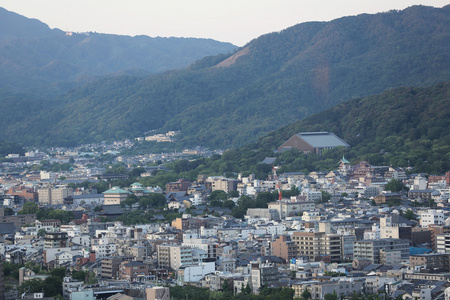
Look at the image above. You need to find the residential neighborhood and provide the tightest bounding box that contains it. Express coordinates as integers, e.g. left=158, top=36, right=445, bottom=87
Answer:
left=1, top=141, right=450, bottom=300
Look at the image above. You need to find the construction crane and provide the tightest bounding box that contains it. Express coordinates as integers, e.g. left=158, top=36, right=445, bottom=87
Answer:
left=272, top=165, right=283, bottom=220
left=272, top=165, right=282, bottom=200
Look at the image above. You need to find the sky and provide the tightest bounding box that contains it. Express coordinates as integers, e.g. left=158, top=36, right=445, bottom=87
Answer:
left=0, top=0, right=448, bottom=46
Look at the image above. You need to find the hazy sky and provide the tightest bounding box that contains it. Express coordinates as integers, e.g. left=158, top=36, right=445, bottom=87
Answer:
left=0, top=0, right=448, bottom=46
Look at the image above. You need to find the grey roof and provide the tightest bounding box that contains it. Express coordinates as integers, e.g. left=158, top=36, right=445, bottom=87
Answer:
left=99, top=205, right=124, bottom=215
left=260, top=157, right=277, bottom=164
left=0, top=223, right=17, bottom=234
left=297, top=132, right=349, bottom=148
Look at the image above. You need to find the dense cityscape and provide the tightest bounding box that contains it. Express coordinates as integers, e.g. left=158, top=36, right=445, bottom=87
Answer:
left=0, top=2, right=449, bottom=300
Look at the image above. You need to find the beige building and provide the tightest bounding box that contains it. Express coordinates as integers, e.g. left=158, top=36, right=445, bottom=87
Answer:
left=268, top=200, right=315, bottom=219
left=146, top=287, right=170, bottom=300
left=206, top=176, right=239, bottom=192
left=292, top=232, right=342, bottom=263
left=102, top=186, right=131, bottom=205
left=157, top=245, right=193, bottom=270
left=38, top=187, right=73, bottom=205
left=380, top=214, right=412, bottom=240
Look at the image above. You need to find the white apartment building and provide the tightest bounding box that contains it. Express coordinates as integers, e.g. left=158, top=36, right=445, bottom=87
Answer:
left=92, top=238, right=117, bottom=258
left=419, top=209, right=445, bottom=227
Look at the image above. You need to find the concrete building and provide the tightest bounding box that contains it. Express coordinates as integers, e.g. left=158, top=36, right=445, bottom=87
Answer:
left=410, top=253, right=450, bottom=271
left=292, top=232, right=342, bottom=263
left=44, top=232, right=68, bottom=249
left=38, top=187, right=73, bottom=205
left=250, top=261, right=279, bottom=293
left=119, top=261, right=150, bottom=281
left=294, top=280, right=364, bottom=300
left=353, top=238, right=410, bottom=263
left=157, top=245, right=193, bottom=270
left=271, top=235, right=297, bottom=261
left=419, top=209, right=445, bottom=227
left=101, top=256, right=132, bottom=279
left=268, top=200, right=315, bottom=219
left=176, top=262, right=215, bottom=284
left=206, top=177, right=239, bottom=193
left=380, top=214, right=412, bottom=240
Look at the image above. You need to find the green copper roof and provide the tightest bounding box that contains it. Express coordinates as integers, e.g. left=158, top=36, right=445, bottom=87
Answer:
left=103, top=186, right=131, bottom=194
left=340, top=156, right=350, bottom=164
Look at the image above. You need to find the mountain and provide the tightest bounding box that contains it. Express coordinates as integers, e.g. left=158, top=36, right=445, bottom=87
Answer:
left=153, top=82, right=450, bottom=182
left=0, top=7, right=236, bottom=92
left=1, top=5, right=449, bottom=147
left=257, top=82, right=450, bottom=174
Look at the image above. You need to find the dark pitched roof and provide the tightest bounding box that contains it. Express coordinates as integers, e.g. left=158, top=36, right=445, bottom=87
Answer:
left=0, top=223, right=17, bottom=235
left=99, top=205, right=124, bottom=215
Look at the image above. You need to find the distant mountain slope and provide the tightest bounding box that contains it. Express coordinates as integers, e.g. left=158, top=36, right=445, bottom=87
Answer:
left=0, top=7, right=62, bottom=40
left=1, top=5, right=449, bottom=147
left=0, top=7, right=236, bottom=92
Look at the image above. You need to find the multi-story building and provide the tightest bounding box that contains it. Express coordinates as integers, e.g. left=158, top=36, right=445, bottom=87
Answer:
left=268, top=200, right=315, bottom=219
left=353, top=238, right=410, bottom=263
left=171, top=216, right=223, bottom=231
left=380, top=214, right=412, bottom=240
left=38, top=187, right=73, bottom=205
left=429, top=225, right=450, bottom=251
left=419, top=209, right=445, bottom=227
left=119, top=261, right=150, bottom=281
left=101, top=256, right=132, bottom=279
left=102, top=186, right=130, bottom=205
left=292, top=232, right=342, bottom=263
left=293, top=280, right=364, bottom=300
left=250, top=262, right=279, bottom=293
left=206, top=177, right=239, bottom=193
left=410, top=253, right=450, bottom=271
left=157, top=245, right=193, bottom=270
left=436, top=234, right=450, bottom=254
left=165, top=179, right=192, bottom=192
left=271, top=235, right=297, bottom=261
left=92, top=242, right=117, bottom=258
left=44, top=232, right=68, bottom=249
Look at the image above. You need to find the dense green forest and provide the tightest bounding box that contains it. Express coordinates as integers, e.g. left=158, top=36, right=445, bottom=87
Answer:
left=0, top=140, right=24, bottom=157
left=136, top=83, right=450, bottom=189
left=0, top=5, right=448, bottom=147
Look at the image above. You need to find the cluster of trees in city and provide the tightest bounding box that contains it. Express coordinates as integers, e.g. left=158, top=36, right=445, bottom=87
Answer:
left=18, top=202, right=73, bottom=224
left=3, top=262, right=67, bottom=298
left=3, top=260, right=97, bottom=299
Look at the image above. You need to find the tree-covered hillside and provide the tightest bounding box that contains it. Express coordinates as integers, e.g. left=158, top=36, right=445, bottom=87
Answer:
left=142, top=82, right=450, bottom=186
left=0, top=5, right=449, bottom=147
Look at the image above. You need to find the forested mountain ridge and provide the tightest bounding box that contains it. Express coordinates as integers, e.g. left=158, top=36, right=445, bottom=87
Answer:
left=152, top=82, right=450, bottom=185
left=1, top=5, right=449, bottom=147
left=255, top=82, right=450, bottom=174
left=0, top=7, right=236, bottom=92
